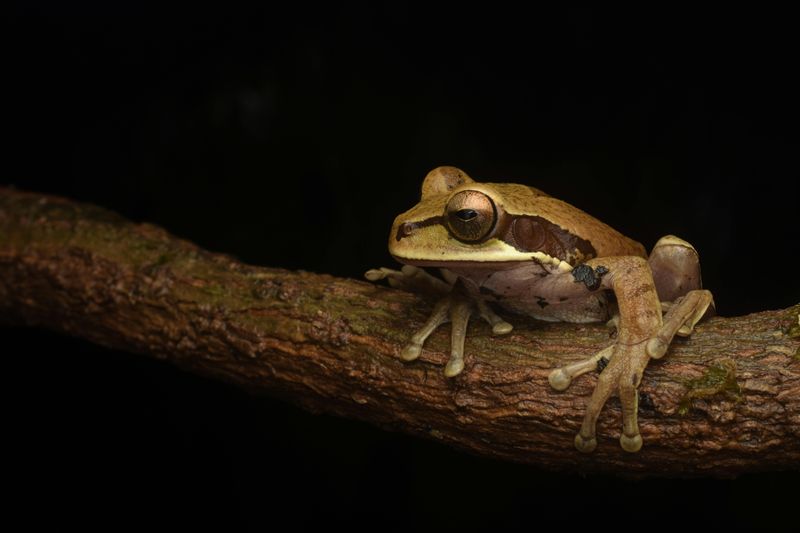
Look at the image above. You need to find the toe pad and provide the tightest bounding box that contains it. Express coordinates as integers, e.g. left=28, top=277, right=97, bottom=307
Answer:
left=574, top=433, right=597, bottom=453
left=620, top=433, right=643, bottom=452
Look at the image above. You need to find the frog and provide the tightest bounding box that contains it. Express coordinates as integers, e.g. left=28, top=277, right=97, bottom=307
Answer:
left=365, top=166, right=714, bottom=453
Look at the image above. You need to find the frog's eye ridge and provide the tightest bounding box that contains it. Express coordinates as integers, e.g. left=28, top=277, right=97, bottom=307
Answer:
left=445, top=190, right=497, bottom=242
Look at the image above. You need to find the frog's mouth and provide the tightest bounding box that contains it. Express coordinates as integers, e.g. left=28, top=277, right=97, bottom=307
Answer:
left=391, top=252, right=574, bottom=274
left=391, top=254, right=511, bottom=268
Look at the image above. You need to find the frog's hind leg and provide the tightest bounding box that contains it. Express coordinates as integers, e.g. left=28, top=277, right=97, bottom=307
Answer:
left=645, top=235, right=715, bottom=357
left=648, top=235, right=704, bottom=303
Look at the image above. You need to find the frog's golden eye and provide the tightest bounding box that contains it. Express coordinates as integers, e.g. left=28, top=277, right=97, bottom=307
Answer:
left=445, top=190, right=497, bottom=242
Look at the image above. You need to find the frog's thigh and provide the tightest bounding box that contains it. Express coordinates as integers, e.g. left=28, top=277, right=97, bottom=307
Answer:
left=648, top=235, right=702, bottom=302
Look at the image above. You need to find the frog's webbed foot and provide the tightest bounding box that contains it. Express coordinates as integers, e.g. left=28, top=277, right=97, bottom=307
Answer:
left=549, top=288, right=714, bottom=453
left=574, top=289, right=710, bottom=453
left=543, top=250, right=716, bottom=454
left=569, top=340, right=651, bottom=453
left=366, top=266, right=511, bottom=376
left=400, top=288, right=513, bottom=377
left=366, top=266, right=512, bottom=376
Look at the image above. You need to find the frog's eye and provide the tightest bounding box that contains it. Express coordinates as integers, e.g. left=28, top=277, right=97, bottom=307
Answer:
left=445, top=190, right=497, bottom=242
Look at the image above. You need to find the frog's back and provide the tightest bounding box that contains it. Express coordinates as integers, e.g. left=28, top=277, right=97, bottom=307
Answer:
left=489, top=182, right=647, bottom=261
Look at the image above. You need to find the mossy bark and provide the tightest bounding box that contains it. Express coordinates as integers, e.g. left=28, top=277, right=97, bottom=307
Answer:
left=1, top=188, right=798, bottom=476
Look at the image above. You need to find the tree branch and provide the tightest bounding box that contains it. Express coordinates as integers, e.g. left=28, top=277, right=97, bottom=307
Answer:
left=1, top=188, right=798, bottom=476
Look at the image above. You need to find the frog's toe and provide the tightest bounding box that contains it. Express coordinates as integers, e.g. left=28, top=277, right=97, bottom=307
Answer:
left=648, top=289, right=714, bottom=359
left=476, top=299, right=513, bottom=335
left=573, top=342, right=652, bottom=454
left=619, top=378, right=643, bottom=453
left=574, top=433, right=597, bottom=453
left=548, top=345, right=614, bottom=392
left=646, top=336, right=668, bottom=359
left=365, top=265, right=451, bottom=294
left=548, top=368, right=572, bottom=391
left=572, top=353, right=622, bottom=453
left=620, top=433, right=643, bottom=453
left=364, top=267, right=391, bottom=281
left=492, top=322, right=513, bottom=335
left=395, top=296, right=451, bottom=362
left=444, top=358, right=465, bottom=377
left=400, top=343, right=423, bottom=361
left=443, top=296, right=471, bottom=378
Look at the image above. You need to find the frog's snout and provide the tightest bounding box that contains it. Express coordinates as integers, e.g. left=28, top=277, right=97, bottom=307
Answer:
left=396, top=221, right=416, bottom=241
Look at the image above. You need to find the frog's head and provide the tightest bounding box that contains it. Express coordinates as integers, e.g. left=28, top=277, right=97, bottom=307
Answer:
left=389, top=166, right=591, bottom=269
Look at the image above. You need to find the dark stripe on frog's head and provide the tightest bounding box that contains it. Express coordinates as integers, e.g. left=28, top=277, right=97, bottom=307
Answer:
left=394, top=212, right=596, bottom=267
left=500, top=215, right=596, bottom=265
left=395, top=216, right=444, bottom=241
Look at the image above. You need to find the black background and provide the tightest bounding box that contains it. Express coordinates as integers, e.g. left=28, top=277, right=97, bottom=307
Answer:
left=5, top=4, right=799, bottom=531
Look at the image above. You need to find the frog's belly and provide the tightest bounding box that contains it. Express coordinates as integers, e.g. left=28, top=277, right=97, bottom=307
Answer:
left=443, top=262, right=611, bottom=324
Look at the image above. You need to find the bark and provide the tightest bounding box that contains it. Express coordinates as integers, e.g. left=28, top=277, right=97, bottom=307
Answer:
left=1, top=188, right=798, bottom=477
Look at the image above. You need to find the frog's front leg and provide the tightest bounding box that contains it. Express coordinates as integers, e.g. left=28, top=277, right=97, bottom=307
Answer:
left=365, top=265, right=451, bottom=295
left=365, top=267, right=512, bottom=377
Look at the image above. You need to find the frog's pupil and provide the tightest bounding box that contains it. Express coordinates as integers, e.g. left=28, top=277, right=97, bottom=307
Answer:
left=457, top=209, right=478, bottom=221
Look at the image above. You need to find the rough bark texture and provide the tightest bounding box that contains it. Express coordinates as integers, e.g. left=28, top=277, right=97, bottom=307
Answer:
left=1, top=188, right=798, bottom=477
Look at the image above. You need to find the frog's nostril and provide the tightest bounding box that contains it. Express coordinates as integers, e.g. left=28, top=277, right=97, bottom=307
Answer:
left=396, top=222, right=415, bottom=241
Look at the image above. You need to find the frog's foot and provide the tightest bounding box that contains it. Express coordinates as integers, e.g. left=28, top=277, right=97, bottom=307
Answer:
left=550, top=291, right=712, bottom=395
left=568, top=291, right=715, bottom=454
left=365, top=265, right=451, bottom=295
left=646, top=289, right=715, bottom=359
left=398, top=289, right=512, bottom=378
left=548, top=345, right=614, bottom=392
left=572, top=339, right=653, bottom=453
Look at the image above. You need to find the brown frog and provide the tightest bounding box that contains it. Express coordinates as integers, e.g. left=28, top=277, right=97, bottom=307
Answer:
left=366, top=166, right=713, bottom=453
